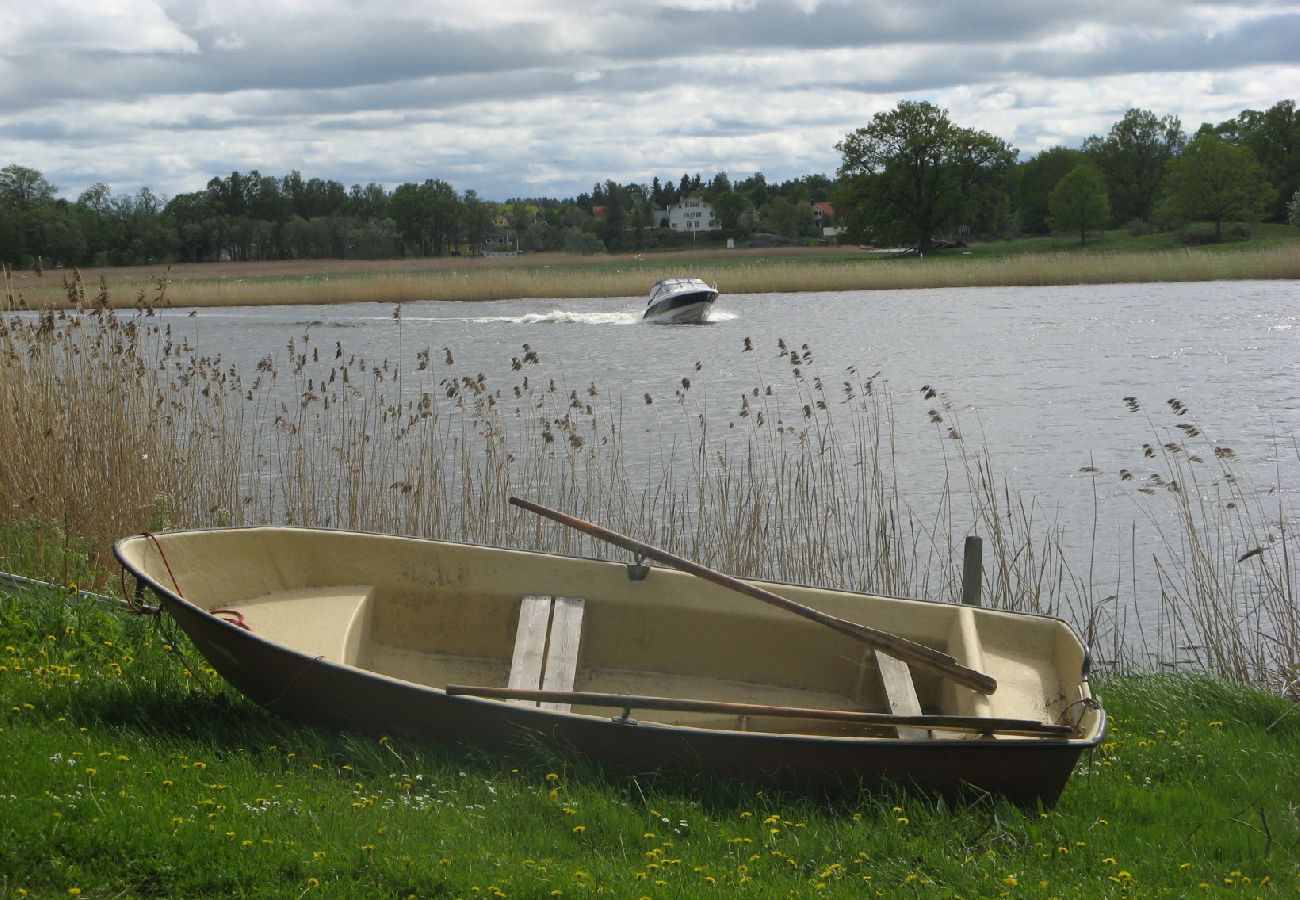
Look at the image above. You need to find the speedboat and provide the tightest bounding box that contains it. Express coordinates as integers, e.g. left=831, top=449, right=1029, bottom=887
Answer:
left=642, top=277, right=719, bottom=324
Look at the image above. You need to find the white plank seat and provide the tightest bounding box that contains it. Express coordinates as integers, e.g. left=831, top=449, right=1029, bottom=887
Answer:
left=508, top=595, right=586, bottom=712
left=873, top=651, right=932, bottom=740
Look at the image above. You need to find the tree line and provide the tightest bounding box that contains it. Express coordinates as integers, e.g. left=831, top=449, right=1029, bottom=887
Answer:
left=1, top=98, right=1296, bottom=269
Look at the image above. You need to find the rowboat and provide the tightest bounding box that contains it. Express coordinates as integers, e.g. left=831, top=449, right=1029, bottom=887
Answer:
left=114, top=500, right=1104, bottom=804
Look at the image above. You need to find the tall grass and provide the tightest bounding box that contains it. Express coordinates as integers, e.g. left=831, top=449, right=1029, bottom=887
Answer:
left=5, top=243, right=1299, bottom=310
left=0, top=277, right=1295, bottom=694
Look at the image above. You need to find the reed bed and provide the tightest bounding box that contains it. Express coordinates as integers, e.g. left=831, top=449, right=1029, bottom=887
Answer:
left=0, top=280, right=1295, bottom=695
left=5, top=243, right=1299, bottom=310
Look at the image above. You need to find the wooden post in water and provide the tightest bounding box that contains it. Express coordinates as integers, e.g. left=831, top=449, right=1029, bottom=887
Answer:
left=961, top=536, right=983, bottom=607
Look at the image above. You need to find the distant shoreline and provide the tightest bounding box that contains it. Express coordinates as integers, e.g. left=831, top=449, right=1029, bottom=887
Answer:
left=5, top=240, right=1298, bottom=310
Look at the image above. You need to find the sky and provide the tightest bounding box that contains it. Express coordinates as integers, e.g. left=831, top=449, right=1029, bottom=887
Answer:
left=2, top=0, right=1298, bottom=204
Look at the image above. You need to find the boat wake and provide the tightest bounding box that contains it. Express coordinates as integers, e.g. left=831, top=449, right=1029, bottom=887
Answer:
left=466, top=310, right=642, bottom=326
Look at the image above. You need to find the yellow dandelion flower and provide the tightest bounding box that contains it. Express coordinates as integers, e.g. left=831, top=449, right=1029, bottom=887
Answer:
left=1003, top=875, right=1018, bottom=887
left=67, top=889, right=81, bottom=897
left=572, top=825, right=586, bottom=834
left=307, top=878, right=320, bottom=888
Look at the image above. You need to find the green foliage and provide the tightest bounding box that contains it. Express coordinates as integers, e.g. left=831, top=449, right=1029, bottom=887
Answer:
left=1214, top=99, right=1300, bottom=221
left=2, top=583, right=1296, bottom=897
left=1288, top=188, right=1300, bottom=228
left=1163, top=133, right=1274, bottom=241
left=1012, top=146, right=1089, bottom=233
left=836, top=100, right=1016, bottom=251
left=561, top=229, right=605, bottom=255
left=1048, top=165, right=1112, bottom=243
left=1083, top=108, right=1185, bottom=225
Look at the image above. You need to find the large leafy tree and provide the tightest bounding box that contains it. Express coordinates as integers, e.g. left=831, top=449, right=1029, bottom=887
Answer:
left=1083, top=109, right=1185, bottom=225
left=1163, top=132, right=1273, bottom=240
left=1214, top=99, right=1300, bottom=221
left=1012, top=146, right=1089, bottom=233
left=835, top=100, right=1016, bottom=252
left=1048, top=165, right=1111, bottom=243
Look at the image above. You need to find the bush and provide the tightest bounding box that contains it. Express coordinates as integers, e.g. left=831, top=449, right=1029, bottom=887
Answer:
left=1175, top=224, right=1218, bottom=245
left=1288, top=188, right=1300, bottom=228
left=1125, top=218, right=1153, bottom=236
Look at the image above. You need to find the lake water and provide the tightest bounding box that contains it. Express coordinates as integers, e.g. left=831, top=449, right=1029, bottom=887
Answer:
left=146, top=279, right=1298, bottom=653
left=175, top=276, right=1298, bottom=497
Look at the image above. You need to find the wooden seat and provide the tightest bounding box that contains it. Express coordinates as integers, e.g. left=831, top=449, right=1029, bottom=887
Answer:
left=508, top=595, right=586, bottom=712
left=873, top=651, right=931, bottom=740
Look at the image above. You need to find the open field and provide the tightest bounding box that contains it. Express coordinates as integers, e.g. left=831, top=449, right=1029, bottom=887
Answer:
left=1, top=579, right=1296, bottom=897
left=5, top=228, right=1299, bottom=309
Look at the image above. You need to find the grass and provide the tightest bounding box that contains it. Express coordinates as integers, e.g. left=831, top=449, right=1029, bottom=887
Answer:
left=4, top=227, right=1299, bottom=310
left=1, top=580, right=1296, bottom=897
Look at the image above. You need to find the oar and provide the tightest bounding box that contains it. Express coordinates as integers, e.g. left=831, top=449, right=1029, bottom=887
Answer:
left=447, top=685, right=1068, bottom=737
left=508, top=496, right=997, bottom=695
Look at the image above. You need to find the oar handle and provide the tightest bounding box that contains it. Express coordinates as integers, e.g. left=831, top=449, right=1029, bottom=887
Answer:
left=448, top=685, right=1069, bottom=737
left=508, top=496, right=997, bottom=695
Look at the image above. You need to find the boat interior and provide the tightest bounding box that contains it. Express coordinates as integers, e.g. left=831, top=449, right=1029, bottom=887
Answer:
left=120, top=528, right=1101, bottom=741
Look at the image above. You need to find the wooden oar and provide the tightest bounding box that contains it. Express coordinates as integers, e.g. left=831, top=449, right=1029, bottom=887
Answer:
left=508, top=496, right=997, bottom=695
left=447, top=685, right=1069, bottom=737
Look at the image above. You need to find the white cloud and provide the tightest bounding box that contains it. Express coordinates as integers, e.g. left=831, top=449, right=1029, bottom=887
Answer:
left=0, top=0, right=1296, bottom=200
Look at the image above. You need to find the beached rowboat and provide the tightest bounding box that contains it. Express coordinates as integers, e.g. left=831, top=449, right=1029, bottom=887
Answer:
left=114, top=503, right=1104, bottom=803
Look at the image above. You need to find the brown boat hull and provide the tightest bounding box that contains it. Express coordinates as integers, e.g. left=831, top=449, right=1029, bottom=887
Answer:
left=150, top=572, right=1098, bottom=805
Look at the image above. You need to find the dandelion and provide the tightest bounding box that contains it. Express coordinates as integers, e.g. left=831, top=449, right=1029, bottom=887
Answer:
left=572, top=825, right=586, bottom=834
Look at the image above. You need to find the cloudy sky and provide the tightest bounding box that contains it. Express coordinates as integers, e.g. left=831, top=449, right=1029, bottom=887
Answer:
left=2, top=0, right=1297, bottom=203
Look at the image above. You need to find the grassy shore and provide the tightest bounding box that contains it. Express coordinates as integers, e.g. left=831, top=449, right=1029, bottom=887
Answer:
left=5, top=227, right=1299, bottom=310
left=1, top=579, right=1296, bottom=897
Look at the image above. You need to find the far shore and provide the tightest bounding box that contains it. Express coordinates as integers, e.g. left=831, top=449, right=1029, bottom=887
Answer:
left=5, top=239, right=1298, bottom=310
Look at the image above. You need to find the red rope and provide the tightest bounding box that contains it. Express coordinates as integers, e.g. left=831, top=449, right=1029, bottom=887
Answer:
left=211, top=608, right=251, bottom=630
left=141, top=531, right=249, bottom=630
left=143, top=531, right=184, bottom=599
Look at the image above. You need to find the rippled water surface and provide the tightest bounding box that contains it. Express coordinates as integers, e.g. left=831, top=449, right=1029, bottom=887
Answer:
left=180, top=278, right=1298, bottom=490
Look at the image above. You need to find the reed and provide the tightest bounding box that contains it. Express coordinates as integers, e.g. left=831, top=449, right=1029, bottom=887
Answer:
left=5, top=243, right=1299, bottom=310
left=0, top=279, right=1294, bottom=694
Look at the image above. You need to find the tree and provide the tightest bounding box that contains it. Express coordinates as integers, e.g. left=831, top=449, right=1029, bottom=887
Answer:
left=1162, top=132, right=1273, bottom=241
left=0, top=165, right=57, bottom=209
left=390, top=179, right=462, bottom=256
left=1215, top=100, right=1300, bottom=221
left=1012, top=146, right=1089, bottom=233
left=1048, top=165, right=1111, bottom=243
left=1083, top=109, right=1185, bottom=225
left=835, top=100, right=1016, bottom=251
left=1289, top=188, right=1300, bottom=228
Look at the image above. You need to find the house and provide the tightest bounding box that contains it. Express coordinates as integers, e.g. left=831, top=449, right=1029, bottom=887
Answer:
left=811, top=201, right=835, bottom=224
left=483, top=214, right=519, bottom=257
left=663, top=197, right=718, bottom=232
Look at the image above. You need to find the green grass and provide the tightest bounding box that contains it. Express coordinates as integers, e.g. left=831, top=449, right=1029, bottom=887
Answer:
left=2, top=580, right=1296, bottom=897
left=952, top=223, right=1300, bottom=259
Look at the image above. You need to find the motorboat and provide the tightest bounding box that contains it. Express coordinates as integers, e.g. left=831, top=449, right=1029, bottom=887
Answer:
left=642, top=277, right=718, bottom=324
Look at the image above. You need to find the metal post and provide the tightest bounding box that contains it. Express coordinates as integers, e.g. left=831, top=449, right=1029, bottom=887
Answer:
left=961, top=535, right=983, bottom=607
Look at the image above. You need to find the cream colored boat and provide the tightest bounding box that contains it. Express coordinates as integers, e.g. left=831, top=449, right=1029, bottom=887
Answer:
left=114, top=520, right=1104, bottom=804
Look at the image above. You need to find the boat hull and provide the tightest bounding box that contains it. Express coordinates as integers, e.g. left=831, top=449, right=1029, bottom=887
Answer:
left=642, top=277, right=719, bottom=324
left=115, top=527, right=1103, bottom=804
left=642, top=292, right=716, bottom=324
